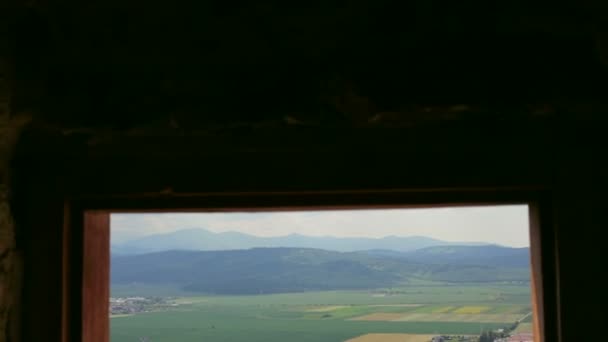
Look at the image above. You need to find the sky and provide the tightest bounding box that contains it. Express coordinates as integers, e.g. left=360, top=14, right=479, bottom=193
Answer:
left=111, top=205, right=530, bottom=247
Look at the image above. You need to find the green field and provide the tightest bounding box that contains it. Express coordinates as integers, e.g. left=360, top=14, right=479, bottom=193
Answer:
left=111, top=285, right=531, bottom=342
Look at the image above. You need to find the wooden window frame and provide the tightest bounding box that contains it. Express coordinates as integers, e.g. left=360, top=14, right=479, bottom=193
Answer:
left=65, top=189, right=559, bottom=342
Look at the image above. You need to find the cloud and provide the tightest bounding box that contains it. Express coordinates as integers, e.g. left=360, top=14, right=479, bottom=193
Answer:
left=111, top=205, right=530, bottom=247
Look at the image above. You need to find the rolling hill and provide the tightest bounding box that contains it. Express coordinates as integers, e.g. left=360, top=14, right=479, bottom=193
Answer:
left=111, top=228, right=486, bottom=255
left=367, top=245, right=531, bottom=268
left=111, top=247, right=530, bottom=294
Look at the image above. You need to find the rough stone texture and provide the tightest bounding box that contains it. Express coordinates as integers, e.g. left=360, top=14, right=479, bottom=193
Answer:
left=0, top=20, right=12, bottom=339
left=0, top=74, right=11, bottom=342
left=0, top=108, right=29, bottom=342
left=1, top=5, right=29, bottom=338
left=0, top=187, right=17, bottom=342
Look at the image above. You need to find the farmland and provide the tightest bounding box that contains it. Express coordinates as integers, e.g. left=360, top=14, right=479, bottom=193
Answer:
left=110, top=284, right=531, bottom=342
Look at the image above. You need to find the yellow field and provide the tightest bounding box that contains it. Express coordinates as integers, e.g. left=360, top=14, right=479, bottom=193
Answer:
left=305, top=305, right=348, bottom=312
left=368, top=304, right=423, bottom=308
left=395, top=313, right=520, bottom=322
left=431, top=306, right=455, bottom=313
left=345, top=333, right=435, bottom=342
left=349, top=313, right=404, bottom=321
left=453, top=306, right=489, bottom=314
left=351, top=312, right=521, bottom=323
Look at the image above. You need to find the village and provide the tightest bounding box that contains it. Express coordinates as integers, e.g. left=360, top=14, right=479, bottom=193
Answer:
left=429, top=331, right=533, bottom=342
left=109, top=296, right=177, bottom=316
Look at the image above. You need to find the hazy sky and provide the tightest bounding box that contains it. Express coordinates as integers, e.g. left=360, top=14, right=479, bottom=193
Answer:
left=111, top=205, right=530, bottom=247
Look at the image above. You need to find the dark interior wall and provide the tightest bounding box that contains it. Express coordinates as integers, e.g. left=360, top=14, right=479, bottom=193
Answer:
left=2, top=0, right=608, bottom=341
left=1, top=1, right=26, bottom=340
left=10, top=121, right=608, bottom=342
left=8, top=0, right=608, bottom=126
left=552, top=131, right=607, bottom=340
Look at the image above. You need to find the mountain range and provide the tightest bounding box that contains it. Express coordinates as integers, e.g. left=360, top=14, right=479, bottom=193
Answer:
left=111, top=245, right=531, bottom=294
left=111, top=228, right=488, bottom=255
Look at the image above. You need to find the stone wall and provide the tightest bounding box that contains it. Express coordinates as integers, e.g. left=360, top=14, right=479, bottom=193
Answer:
left=0, top=25, right=14, bottom=340
left=0, top=60, right=15, bottom=342
left=0, top=181, right=18, bottom=342
left=0, top=113, right=29, bottom=342
left=1, top=10, right=29, bottom=338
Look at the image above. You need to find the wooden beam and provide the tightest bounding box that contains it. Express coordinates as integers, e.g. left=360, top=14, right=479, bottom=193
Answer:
left=529, top=199, right=560, bottom=342
left=529, top=204, right=544, bottom=342
left=82, top=211, right=110, bottom=342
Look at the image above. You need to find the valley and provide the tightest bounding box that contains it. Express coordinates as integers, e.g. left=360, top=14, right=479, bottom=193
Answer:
left=110, top=226, right=533, bottom=341
left=110, top=285, right=532, bottom=342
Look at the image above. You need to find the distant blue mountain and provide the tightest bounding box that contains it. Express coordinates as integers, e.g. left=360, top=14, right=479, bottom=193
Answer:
left=111, top=228, right=488, bottom=255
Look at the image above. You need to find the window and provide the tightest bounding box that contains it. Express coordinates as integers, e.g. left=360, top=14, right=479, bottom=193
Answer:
left=75, top=192, right=552, bottom=342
